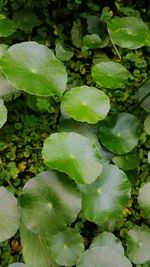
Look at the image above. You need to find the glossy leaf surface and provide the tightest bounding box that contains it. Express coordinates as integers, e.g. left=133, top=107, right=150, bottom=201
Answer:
left=138, top=182, right=150, bottom=220
left=112, top=150, right=139, bottom=170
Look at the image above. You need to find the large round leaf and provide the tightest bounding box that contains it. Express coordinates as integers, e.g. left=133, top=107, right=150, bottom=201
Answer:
left=107, top=16, right=149, bottom=49
left=127, top=226, right=150, bottom=264
left=77, top=246, right=132, bottom=267
left=0, top=98, right=7, bottom=128
left=92, top=61, right=129, bottom=89
left=20, top=171, right=81, bottom=235
left=0, top=186, right=20, bottom=242
left=0, top=14, right=16, bottom=37
left=61, top=86, right=110, bottom=124
left=78, top=164, right=131, bottom=225
left=42, top=132, right=103, bottom=184
left=9, top=264, right=31, bottom=267
left=98, top=112, right=140, bottom=154
left=20, top=224, right=52, bottom=267
left=0, top=42, right=67, bottom=97
left=138, top=182, right=150, bottom=220
left=138, top=79, right=150, bottom=112
left=48, top=229, right=84, bottom=266
left=112, top=150, right=139, bottom=170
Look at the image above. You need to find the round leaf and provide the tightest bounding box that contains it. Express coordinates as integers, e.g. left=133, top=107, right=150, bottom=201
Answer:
left=98, top=112, right=140, bottom=154
left=42, top=132, right=103, bottom=184
left=0, top=98, right=7, bottom=128
left=138, top=79, right=150, bottom=112
left=20, top=171, right=81, bottom=235
left=107, top=16, right=149, bottom=49
left=0, top=42, right=67, bottom=97
left=92, top=61, right=129, bottom=89
left=79, top=164, right=131, bottom=225
left=83, top=34, right=102, bottom=49
left=9, top=264, right=31, bottom=267
left=144, top=115, right=150, bottom=135
left=13, top=9, right=40, bottom=32
left=20, top=224, right=52, bottom=267
left=127, top=226, right=150, bottom=264
left=0, top=186, right=20, bottom=242
left=55, top=41, right=74, bottom=61
left=48, top=229, right=84, bottom=266
left=138, top=182, right=150, bottom=220
left=61, top=86, right=110, bottom=124
left=0, top=14, right=16, bottom=37
left=112, top=150, right=139, bottom=170
left=77, top=246, right=132, bottom=267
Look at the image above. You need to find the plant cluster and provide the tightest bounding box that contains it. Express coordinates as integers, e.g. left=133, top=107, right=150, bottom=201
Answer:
left=0, top=1, right=150, bottom=267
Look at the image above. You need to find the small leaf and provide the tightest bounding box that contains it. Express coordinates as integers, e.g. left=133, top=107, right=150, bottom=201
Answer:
left=112, top=150, right=139, bottom=170
left=55, top=41, right=74, bottom=61
left=20, top=171, right=81, bottom=235
left=13, top=9, right=40, bottom=32
left=83, top=34, right=102, bottom=49
left=0, top=186, right=20, bottom=242
left=77, top=245, right=132, bottom=267
left=42, top=132, right=103, bottom=184
left=107, top=16, right=149, bottom=49
left=0, top=98, right=7, bottom=128
left=20, top=223, right=52, bottom=267
left=127, top=226, right=150, bottom=264
left=138, top=79, right=150, bottom=112
left=61, top=86, right=110, bottom=124
left=144, top=115, right=150, bottom=135
left=92, top=61, right=129, bottom=89
left=79, top=164, right=131, bottom=225
left=71, top=20, right=83, bottom=48
left=0, top=14, right=16, bottom=37
left=48, top=229, right=84, bottom=266
left=138, top=182, right=150, bottom=220
left=0, top=41, right=67, bottom=97
left=98, top=112, right=140, bottom=154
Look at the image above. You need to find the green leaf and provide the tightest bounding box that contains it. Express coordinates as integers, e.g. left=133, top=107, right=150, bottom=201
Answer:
left=78, top=164, right=131, bottom=225
left=61, top=86, right=110, bottom=124
left=55, top=41, right=74, bottom=61
left=0, top=186, right=20, bottom=242
left=138, top=182, right=150, bottom=220
left=20, top=171, right=81, bottom=235
left=98, top=112, right=140, bottom=154
left=0, top=98, right=7, bottom=128
left=144, top=115, right=150, bottom=135
left=20, top=224, right=52, bottom=267
left=42, top=132, right=103, bottom=184
left=0, top=41, right=67, bottom=97
left=8, top=263, right=31, bottom=267
left=127, top=226, right=150, bottom=264
left=92, top=61, right=129, bottom=89
left=148, top=151, right=150, bottom=164
left=0, top=75, right=17, bottom=97
left=0, top=14, right=16, bottom=37
left=138, top=79, right=150, bottom=112
left=91, top=232, right=124, bottom=255
left=71, top=20, right=83, bottom=48
left=48, top=229, right=84, bottom=266
left=0, top=44, right=8, bottom=57
left=83, top=34, right=102, bottom=49
left=13, top=9, right=40, bottom=32
left=77, top=245, right=132, bottom=267
left=112, top=150, right=139, bottom=170
left=107, top=16, right=149, bottom=49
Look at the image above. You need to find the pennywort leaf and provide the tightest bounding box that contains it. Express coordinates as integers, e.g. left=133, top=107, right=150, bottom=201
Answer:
left=138, top=182, right=150, bottom=220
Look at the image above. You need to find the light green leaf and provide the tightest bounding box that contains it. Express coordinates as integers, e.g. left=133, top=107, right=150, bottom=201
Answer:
left=138, top=182, right=150, bottom=220
left=148, top=151, right=150, bottom=164
left=98, top=112, right=140, bottom=154
left=20, top=224, right=52, bottom=267
left=138, top=79, right=150, bottom=112
left=127, top=226, right=150, bottom=264
left=79, top=164, right=131, bottom=225
left=0, top=44, right=8, bottom=57
left=0, top=14, right=16, bottom=37
left=144, top=115, right=150, bottom=135
left=92, top=61, right=129, bottom=89
left=83, top=34, right=102, bottom=49
left=0, top=41, right=67, bottom=97
left=112, top=150, right=139, bottom=170
left=13, top=9, right=40, bottom=32
left=9, top=263, right=31, bottom=267
left=48, top=229, right=84, bottom=266
left=42, top=132, right=103, bottom=184
left=77, top=245, right=132, bottom=267
left=107, top=16, right=149, bottom=49
left=0, top=186, right=20, bottom=242
left=0, top=75, right=17, bottom=97
left=20, top=171, right=81, bottom=235
left=61, top=86, right=110, bottom=124
left=0, top=98, right=7, bottom=128
left=91, top=232, right=124, bottom=255
left=55, top=41, right=74, bottom=61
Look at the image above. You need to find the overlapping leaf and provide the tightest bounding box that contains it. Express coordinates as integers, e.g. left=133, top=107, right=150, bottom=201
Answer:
left=0, top=98, right=7, bottom=128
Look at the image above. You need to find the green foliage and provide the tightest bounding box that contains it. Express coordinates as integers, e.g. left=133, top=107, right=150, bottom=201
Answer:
left=0, top=98, right=7, bottom=128
left=0, top=14, right=16, bottom=37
